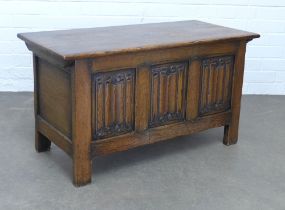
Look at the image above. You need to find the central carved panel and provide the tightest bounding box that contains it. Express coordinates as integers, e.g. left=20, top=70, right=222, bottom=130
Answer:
left=149, top=61, right=187, bottom=127
left=93, top=69, right=135, bottom=140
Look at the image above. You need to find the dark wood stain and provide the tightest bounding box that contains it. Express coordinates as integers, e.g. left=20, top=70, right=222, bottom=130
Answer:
left=199, top=56, right=234, bottom=116
left=37, top=58, right=72, bottom=137
left=92, top=69, right=135, bottom=139
left=17, top=20, right=259, bottom=60
left=149, top=61, right=187, bottom=127
left=18, top=20, right=260, bottom=186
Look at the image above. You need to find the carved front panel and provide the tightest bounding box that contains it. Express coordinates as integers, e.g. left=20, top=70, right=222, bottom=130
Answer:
left=149, top=61, right=187, bottom=127
left=93, top=69, right=135, bottom=140
left=199, top=56, right=234, bottom=115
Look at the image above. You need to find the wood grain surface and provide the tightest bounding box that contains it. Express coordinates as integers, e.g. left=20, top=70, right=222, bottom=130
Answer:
left=18, top=20, right=260, bottom=186
left=17, top=20, right=259, bottom=60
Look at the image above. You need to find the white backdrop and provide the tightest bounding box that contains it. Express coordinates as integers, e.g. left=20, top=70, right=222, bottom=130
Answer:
left=1, top=0, right=285, bottom=94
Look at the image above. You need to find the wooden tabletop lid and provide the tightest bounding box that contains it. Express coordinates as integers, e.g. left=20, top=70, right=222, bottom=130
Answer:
left=18, top=20, right=260, bottom=60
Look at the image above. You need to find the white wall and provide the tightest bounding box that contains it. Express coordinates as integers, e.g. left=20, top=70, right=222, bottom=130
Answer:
left=1, top=0, right=285, bottom=94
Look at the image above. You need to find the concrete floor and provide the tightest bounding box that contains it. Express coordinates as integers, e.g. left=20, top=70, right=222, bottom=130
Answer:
left=0, top=93, right=285, bottom=210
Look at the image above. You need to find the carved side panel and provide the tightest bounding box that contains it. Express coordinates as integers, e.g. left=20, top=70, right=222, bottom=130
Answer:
left=93, top=69, right=135, bottom=140
left=199, top=56, right=234, bottom=115
left=149, top=61, right=187, bottom=127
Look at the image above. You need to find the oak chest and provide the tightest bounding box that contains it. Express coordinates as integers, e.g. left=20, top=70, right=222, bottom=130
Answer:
left=18, top=20, right=259, bottom=186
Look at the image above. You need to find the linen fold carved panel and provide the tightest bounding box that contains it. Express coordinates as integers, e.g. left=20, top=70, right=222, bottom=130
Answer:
left=93, top=69, right=135, bottom=140
left=149, top=62, right=187, bottom=127
left=199, top=56, right=234, bottom=115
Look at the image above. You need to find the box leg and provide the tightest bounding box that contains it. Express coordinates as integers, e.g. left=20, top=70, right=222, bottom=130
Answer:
left=223, top=124, right=238, bottom=145
left=35, top=131, right=51, bottom=152
left=72, top=60, right=92, bottom=187
left=73, top=153, right=92, bottom=187
left=223, top=41, right=246, bottom=146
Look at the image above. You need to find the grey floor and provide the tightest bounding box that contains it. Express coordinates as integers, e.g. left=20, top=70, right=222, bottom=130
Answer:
left=0, top=93, right=285, bottom=210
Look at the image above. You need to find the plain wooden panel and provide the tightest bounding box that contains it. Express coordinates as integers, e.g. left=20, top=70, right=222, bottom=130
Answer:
left=38, top=58, right=72, bottom=138
left=34, top=54, right=51, bottom=152
left=37, top=116, right=72, bottom=157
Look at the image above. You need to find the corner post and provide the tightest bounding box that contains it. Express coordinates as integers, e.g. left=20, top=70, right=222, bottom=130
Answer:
left=33, top=54, right=51, bottom=152
left=223, top=41, right=246, bottom=145
left=71, top=60, right=92, bottom=186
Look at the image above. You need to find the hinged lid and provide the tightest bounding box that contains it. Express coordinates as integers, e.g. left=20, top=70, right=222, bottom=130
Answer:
left=18, top=20, right=259, bottom=61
